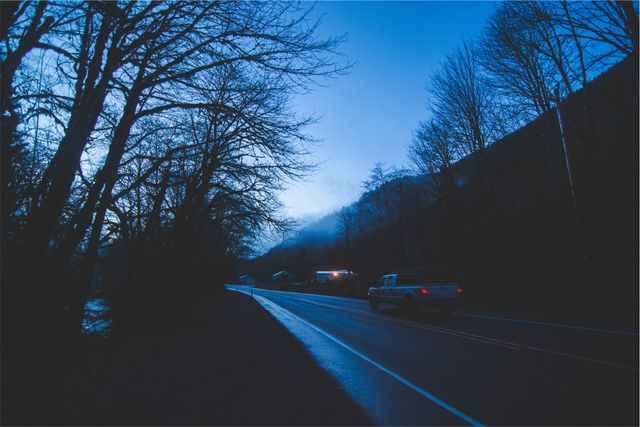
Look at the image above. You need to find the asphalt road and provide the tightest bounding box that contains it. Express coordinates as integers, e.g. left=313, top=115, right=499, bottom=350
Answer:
left=227, top=285, right=638, bottom=426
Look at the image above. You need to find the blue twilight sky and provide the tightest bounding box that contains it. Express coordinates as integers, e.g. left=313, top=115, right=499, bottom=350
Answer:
left=282, top=1, right=498, bottom=222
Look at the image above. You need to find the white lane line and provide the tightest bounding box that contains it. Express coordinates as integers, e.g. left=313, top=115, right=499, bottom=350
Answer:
left=281, top=293, right=638, bottom=372
left=251, top=292, right=485, bottom=427
left=234, top=286, right=639, bottom=337
left=248, top=286, right=359, bottom=304
left=285, top=295, right=523, bottom=350
left=457, top=312, right=639, bottom=337
left=228, top=286, right=638, bottom=371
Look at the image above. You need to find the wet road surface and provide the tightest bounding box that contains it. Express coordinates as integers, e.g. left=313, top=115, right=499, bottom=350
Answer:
left=227, top=286, right=638, bottom=426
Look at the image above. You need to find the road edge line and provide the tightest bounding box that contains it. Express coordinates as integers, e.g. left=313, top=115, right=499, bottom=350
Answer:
left=239, top=288, right=485, bottom=427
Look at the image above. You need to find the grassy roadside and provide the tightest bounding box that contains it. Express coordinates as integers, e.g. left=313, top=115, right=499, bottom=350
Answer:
left=2, top=290, right=372, bottom=426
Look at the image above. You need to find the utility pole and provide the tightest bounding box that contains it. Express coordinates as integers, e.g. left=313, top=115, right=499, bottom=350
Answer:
left=554, top=86, right=589, bottom=263
left=554, top=86, right=580, bottom=227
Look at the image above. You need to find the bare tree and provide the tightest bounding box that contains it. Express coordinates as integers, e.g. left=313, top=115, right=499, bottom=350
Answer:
left=429, top=40, right=505, bottom=195
left=409, top=119, right=459, bottom=177
left=70, top=57, right=321, bottom=331
left=13, top=1, right=343, bottom=268
left=480, top=2, right=556, bottom=118
left=1, top=1, right=61, bottom=239
left=556, top=1, right=638, bottom=64
left=3, top=1, right=347, bottom=339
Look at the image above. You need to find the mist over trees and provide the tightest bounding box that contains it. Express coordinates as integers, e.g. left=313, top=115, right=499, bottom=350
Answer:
left=1, top=1, right=347, bottom=348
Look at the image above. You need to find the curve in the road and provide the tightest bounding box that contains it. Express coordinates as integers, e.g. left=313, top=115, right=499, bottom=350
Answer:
left=283, top=294, right=638, bottom=372
left=253, top=293, right=486, bottom=427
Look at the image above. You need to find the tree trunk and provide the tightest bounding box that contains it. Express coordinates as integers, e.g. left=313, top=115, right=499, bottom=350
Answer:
left=20, top=8, right=116, bottom=270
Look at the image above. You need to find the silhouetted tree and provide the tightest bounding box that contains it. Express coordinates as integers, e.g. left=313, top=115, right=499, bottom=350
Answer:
left=2, top=1, right=346, bottom=339
left=409, top=119, right=460, bottom=195
left=1, top=0, right=59, bottom=241
left=480, top=2, right=555, bottom=118
left=429, top=41, right=506, bottom=196
left=337, top=206, right=357, bottom=274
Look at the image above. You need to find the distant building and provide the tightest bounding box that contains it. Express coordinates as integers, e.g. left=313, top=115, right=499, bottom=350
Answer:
left=272, top=271, right=295, bottom=282
left=237, top=275, right=255, bottom=286
left=315, top=270, right=356, bottom=284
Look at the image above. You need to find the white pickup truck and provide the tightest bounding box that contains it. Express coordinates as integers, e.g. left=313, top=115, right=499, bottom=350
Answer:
left=367, top=271, right=463, bottom=315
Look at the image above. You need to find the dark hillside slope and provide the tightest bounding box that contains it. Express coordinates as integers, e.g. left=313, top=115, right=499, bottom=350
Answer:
left=404, top=54, right=638, bottom=320
left=247, top=55, right=638, bottom=322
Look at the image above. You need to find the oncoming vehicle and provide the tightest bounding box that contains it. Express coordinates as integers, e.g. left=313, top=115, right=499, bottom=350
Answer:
left=367, top=268, right=464, bottom=315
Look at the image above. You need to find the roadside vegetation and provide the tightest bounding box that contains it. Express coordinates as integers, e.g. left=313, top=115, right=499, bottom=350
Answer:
left=1, top=2, right=348, bottom=419
left=2, top=1, right=346, bottom=336
left=248, top=1, right=639, bottom=323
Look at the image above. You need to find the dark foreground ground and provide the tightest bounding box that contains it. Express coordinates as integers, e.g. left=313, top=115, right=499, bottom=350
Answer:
left=2, top=291, right=372, bottom=426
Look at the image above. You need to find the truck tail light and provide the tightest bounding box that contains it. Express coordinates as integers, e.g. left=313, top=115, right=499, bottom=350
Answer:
left=457, top=286, right=463, bottom=294
left=420, top=288, right=429, bottom=295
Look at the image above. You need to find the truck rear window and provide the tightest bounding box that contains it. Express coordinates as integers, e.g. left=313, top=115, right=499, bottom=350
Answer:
left=396, top=274, right=426, bottom=285
left=397, top=270, right=460, bottom=285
